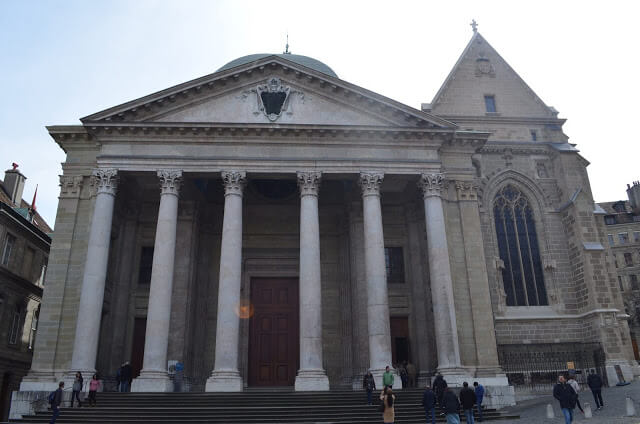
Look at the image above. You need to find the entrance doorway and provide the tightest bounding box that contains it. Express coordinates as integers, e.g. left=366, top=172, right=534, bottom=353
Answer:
left=0, top=372, right=11, bottom=422
left=248, top=278, right=299, bottom=386
left=390, top=316, right=410, bottom=365
left=131, top=318, right=147, bottom=378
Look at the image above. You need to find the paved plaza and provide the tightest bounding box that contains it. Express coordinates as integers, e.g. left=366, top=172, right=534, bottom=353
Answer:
left=497, top=380, right=640, bottom=423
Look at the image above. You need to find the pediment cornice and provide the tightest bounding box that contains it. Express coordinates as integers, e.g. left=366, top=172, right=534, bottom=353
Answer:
left=81, top=56, right=456, bottom=130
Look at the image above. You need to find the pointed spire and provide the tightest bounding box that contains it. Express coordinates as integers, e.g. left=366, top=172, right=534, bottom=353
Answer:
left=283, top=33, right=291, bottom=54
left=470, top=19, right=478, bottom=33
left=30, top=184, right=38, bottom=212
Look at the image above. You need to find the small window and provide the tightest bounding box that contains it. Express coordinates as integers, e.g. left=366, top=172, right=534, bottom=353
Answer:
left=605, top=216, right=616, bottom=225
left=618, top=276, right=625, bottom=291
left=631, top=275, right=639, bottom=291
left=384, top=247, right=405, bottom=284
left=22, top=247, right=35, bottom=281
left=2, top=233, right=16, bottom=266
left=634, top=232, right=640, bottom=243
left=484, top=95, right=497, bottom=113
left=608, top=234, right=615, bottom=246
left=619, top=233, right=629, bottom=244
left=9, top=306, right=21, bottom=345
left=530, top=130, right=537, bottom=141
left=138, top=246, right=154, bottom=285
left=625, top=252, right=633, bottom=267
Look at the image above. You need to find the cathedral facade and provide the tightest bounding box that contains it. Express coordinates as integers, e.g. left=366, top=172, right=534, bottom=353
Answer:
left=16, top=31, right=639, bottom=409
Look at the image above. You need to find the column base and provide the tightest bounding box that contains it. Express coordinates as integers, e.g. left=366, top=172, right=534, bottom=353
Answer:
left=295, top=369, right=329, bottom=391
left=205, top=370, right=243, bottom=392
left=131, top=370, right=173, bottom=392
left=19, top=371, right=59, bottom=392
left=436, top=366, right=472, bottom=386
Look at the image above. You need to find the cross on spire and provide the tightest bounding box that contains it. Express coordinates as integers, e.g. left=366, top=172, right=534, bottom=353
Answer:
left=471, top=19, right=478, bottom=33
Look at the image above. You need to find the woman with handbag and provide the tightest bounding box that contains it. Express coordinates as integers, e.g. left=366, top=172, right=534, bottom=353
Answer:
left=379, top=387, right=396, bottom=424
left=71, top=372, right=83, bottom=407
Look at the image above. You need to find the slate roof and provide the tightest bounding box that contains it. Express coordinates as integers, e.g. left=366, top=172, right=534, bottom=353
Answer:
left=0, top=178, right=53, bottom=234
left=217, top=53, right=338, bottom=78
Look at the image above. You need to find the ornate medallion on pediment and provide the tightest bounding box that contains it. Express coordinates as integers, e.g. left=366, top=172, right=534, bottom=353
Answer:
left=475, top=53, right=495, bottom=78
left=238, top=77, right=305, bottom=122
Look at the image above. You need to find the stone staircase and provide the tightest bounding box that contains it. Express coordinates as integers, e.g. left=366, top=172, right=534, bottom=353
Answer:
left=7, top=389, right=519, bottom=423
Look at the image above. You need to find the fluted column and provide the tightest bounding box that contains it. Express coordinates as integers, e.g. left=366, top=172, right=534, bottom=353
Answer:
left=418, top=173, right=464, bottom=375
left=132, top=170, right=182, bottom=392
left=360, top=172, right=400, bottom=389
left=295, top=171, right=330, bottom=391
left=206, top=171, right=246, bottom=392
left=68, top=169, right=118, bottom=378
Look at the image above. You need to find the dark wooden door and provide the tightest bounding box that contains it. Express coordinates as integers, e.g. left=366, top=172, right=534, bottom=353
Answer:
left=131, top=318, right=147, bottom=378
left=390, top=316, right=410, bottom=365
left=248, top=278, right=299, bottom=386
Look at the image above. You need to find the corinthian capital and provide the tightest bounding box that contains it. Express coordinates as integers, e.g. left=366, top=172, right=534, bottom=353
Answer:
left=454, top=180, right=479, bottom=201
left=418, top=173, right=445, bottom=198
left=297, top=171, right=322, bottom=197
left=59, top=175, right=84, bottom=199
left=359, top=172, right=384, bottom=197
left=91, top=169, right=118, bottom=197
left=157, top=170, right=183, bottom=196
left=221, top=171, right=247, bottom=196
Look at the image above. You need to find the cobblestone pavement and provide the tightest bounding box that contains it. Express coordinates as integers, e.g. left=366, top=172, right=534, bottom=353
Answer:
left=497, top=380, right=640, bottom=423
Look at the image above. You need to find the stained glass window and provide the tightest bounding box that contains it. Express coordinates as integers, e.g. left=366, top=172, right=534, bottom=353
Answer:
left=493, top=185, right=548, bottom=306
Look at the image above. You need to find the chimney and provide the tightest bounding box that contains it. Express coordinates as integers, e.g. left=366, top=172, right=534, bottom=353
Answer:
left=627, top=180, right=640, bottom=214
left=4, top=164, right=27, bottom=206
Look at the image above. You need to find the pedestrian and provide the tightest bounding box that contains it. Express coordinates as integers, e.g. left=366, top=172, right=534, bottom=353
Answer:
left=473, top=381, right=484, bottom=422
left=567, top=374, right=584, bottom=414
left=432, top=373, right=447, bottom=409
left=553, top=375, right=577, bottom=424
left=120, top=361, right=132, bottom=392
left=399, top=362, right=408, bottom=388
left=363, top=370, right=377, bottom=405
left=422, top=384, right=436, bottom=424
left=380, top=386, right=396, bottom=424
left=459, top=382, right=476, bottom=424
left=174, top=360, right=184, bottom=392
left=71, top=372, right=83, bottom=407
left=383, top=365, right=394, bottom=389
left=88, top=374, right=100, bottom=407
left=587, top=369, right=604, bottom=409
left=442, top=387, right=461, bottom=424
left=406, top=361, right=416, bottom=388
left=48, top=381, right=64, bottom=424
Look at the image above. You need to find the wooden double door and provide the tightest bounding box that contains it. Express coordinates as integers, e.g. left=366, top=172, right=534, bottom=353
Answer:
left=248, top=278, right=299, bottom=386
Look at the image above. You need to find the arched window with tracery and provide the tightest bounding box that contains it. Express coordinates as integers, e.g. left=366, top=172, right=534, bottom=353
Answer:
left=493, top=184, right=547, bottom=306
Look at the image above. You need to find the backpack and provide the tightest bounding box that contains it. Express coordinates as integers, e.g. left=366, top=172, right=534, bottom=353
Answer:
left=48, top=391, right=55, bottom=404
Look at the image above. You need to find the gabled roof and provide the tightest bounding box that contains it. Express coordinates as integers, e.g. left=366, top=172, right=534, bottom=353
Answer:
left=81, top=54, right=456, bottom=130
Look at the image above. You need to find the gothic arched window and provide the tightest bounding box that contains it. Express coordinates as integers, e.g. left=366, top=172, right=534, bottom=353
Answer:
left=493, top=185, right=547, bottom=306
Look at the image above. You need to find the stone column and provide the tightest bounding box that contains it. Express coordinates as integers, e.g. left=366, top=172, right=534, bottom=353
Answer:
left=206, top=171, right=246, bottom=392
left=68, top=169, right=118, bottom=378
left=295, top=171, right=330, bottom=391
left=418, top=173, right=465, bottom=377
left=132, top=170, right=182, bottom=392
left=360, top=172, right=399, bottom=388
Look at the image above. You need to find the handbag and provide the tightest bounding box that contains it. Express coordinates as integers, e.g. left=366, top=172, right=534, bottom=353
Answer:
left=378, top=397, right=385, bottom=413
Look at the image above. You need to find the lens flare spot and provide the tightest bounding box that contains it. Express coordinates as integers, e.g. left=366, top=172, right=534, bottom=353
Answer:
left=235, top=300, right=254, bottom=319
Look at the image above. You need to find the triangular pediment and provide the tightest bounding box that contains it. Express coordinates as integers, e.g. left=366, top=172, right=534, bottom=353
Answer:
left=82, top=55, right=455, bottom=129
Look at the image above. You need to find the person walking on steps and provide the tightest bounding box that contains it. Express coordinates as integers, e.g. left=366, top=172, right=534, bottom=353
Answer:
left=48, top=381, right=64, bottom=424
left=406, top=361, right=417, bottom=388
left=432, top=373, right=447, bottom=410
left=587, top=369, right=604, bottom=410
left=474, top=381, right=485, bottom=422
left=380, top=386, right=396, bottom=424
left=422, top=384, right=436, bottom=424
left=567, top=374, right=584, bottom=414
left=71, top=372, right=83, bottom=407
left=88, top=374, right=100, bottom=407
left=442, top=387, right=461, bottom=424
left=363, top=370, right=377, bottom=405
left=459, top=382, right=477, bottom=424
left=120, top=361, right=132, bottom=392
left=553, top=375, right=577, bottom=424
left=383, top=365, right=394, bottom=389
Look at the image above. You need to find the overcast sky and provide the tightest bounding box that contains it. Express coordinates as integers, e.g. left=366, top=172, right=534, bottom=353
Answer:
left=1, top=0, right=638, bottom=227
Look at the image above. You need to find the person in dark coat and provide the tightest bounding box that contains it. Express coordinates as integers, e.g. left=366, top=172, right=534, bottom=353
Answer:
left=442, top=387, right=460, bottom=424
left=120, top=361, right=133, bottom=392
left=459, top=382, right=477, bottom=424
left=422, top=384, right=436, bottom=424
left=49, top=381, right=64, bottom=424
left=587, top=370, right=604, bottom=409
left=71, top=372, right=83, bottom=407
left=362, top=370, right=376, bottom=405
left=432, top=373, right=447, bottom=409
left=473, top=381, right=485, bottom=422
left=553, top=375, right=577, bottom=424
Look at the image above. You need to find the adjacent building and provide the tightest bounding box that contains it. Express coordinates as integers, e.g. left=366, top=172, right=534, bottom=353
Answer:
left=0, top=165, right=51, bottom=421
left=11, top=29, right=640, bottom=418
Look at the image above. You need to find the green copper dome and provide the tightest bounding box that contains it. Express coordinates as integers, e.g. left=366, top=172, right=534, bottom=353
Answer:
left=217, top=53, right=338, bottom=78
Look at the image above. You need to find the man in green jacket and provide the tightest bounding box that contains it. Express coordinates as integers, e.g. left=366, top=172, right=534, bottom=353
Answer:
left=383, top=365, right=394, bottom=388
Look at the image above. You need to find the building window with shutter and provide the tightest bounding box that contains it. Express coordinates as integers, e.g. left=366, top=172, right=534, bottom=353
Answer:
left=630, top=275, right=639, bottom=291
left=625, top=252, right=633, bottom=267
left=493, top=184, right=547, bottom=306
left=9, top=306, right=22, bottom=345
left=619, top=233, right=629, bottom=244
left=2, top=233, right=16, bottom=266
left=484, top=95, right=497, bottom=113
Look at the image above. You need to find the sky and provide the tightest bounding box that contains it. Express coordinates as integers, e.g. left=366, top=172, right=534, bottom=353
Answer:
left=1, top=0, right=639, bottom=227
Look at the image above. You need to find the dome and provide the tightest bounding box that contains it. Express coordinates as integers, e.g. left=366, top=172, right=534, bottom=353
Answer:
left=217, top=53, right=338, bottom=78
